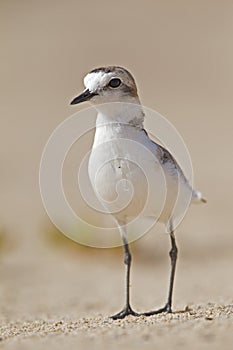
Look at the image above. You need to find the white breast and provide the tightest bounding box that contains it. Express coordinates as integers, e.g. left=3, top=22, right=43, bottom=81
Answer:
left=88, top=124, right=170, bottom=224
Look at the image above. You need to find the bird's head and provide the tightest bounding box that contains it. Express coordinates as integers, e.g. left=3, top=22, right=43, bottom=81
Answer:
left=70, top=66, right=139, bottom=106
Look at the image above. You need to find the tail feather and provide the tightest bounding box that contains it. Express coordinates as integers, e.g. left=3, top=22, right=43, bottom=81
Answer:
left=192, top=190, right=207, bottom=204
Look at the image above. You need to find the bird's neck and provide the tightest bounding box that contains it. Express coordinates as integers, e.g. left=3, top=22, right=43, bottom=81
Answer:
left=94, top=99, right=145, bottom=129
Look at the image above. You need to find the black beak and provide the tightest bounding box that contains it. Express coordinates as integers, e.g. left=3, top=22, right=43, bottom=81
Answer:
left=70, top=89, right=97, bottom=105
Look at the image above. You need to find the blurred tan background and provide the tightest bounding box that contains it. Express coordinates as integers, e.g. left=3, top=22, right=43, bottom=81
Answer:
left=0, top=0, right=233, bottom=348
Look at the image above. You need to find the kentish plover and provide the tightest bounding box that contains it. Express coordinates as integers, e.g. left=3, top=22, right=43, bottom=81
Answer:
left=71, top=66, right=206, bottom=319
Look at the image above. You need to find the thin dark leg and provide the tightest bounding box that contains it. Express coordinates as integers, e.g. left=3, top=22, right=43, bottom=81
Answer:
left=142, top=229, right=178, bottom=316
left=111, top=235, right=139, bottom=319
left=166, top=231, right=178, bottom=312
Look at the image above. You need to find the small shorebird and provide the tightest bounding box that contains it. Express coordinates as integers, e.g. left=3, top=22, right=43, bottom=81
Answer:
left=71, top=66, right=206, bottom=319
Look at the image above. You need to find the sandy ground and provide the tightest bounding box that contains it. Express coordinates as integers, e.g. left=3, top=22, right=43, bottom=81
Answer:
left=1, top=304, right=233, bottom=350
left=0, top=237, right=233, bottom=350
left=1, top=0, right=233, bottom=349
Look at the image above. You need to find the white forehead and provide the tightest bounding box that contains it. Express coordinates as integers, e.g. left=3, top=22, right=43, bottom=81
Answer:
left=84, top=71, right=114, bottom=92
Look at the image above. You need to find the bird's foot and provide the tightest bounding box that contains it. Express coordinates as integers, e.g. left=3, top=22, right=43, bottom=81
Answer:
left=141, top=303, right=172, bottom=316
left=111, top=305, right=140, bottom=320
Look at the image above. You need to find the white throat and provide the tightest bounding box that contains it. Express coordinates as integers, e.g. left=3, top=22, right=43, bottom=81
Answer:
left=94, top=100, right=145, bottom=129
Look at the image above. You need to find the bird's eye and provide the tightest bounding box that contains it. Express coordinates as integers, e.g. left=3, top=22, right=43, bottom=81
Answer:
left=108, top=78, right=122, bottom=88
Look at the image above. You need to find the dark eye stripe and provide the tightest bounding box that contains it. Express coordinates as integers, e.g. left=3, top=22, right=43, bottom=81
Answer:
left=108, top=78, right=121, bottom=88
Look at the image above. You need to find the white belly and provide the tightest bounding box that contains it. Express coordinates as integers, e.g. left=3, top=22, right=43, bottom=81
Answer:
left=88, top=136, right=168, bottom=224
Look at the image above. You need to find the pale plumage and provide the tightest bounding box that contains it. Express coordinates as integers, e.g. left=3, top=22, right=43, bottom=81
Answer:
left=71, top=66, right=206, bottom=319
